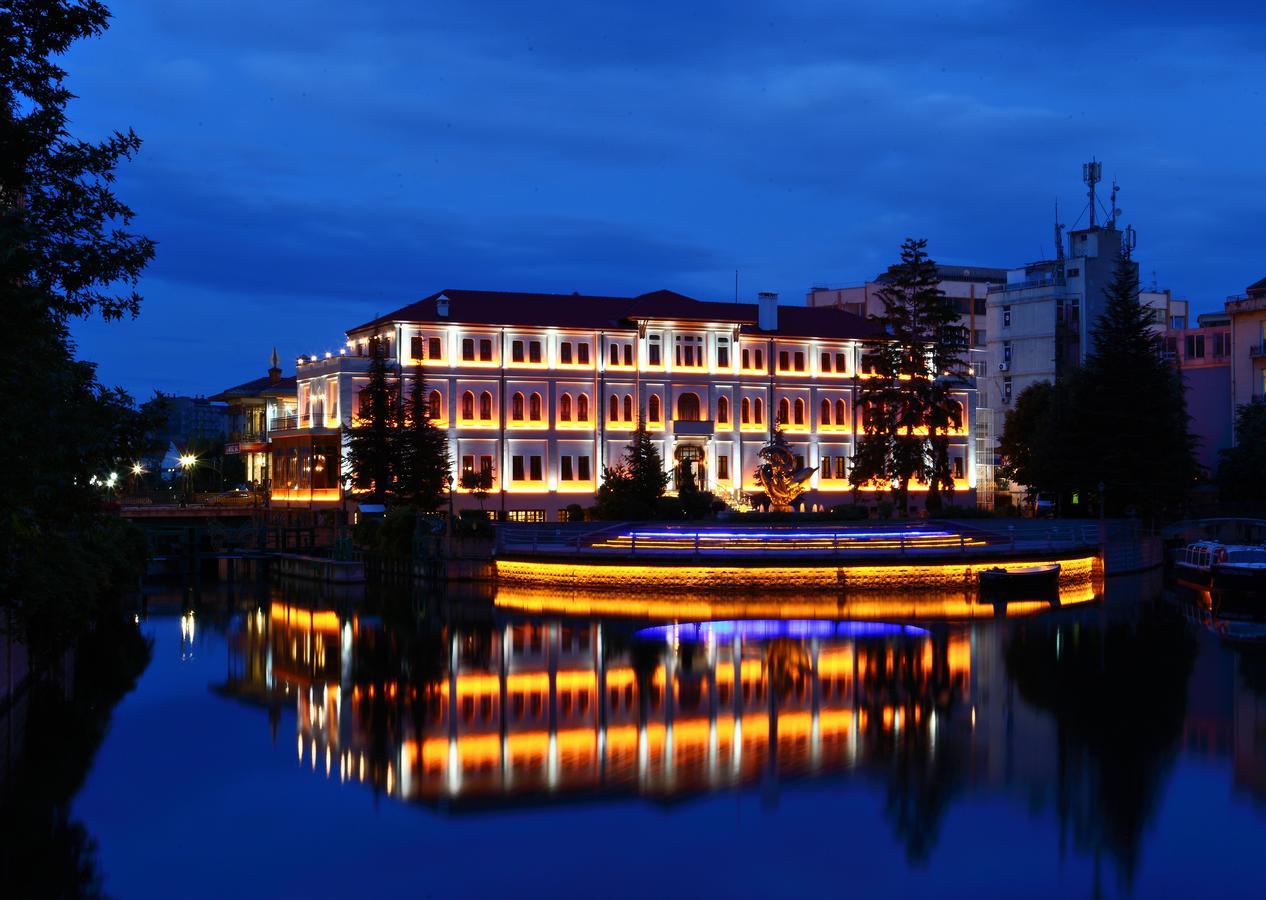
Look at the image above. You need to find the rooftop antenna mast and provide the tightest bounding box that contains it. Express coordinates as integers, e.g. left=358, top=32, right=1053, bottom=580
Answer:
left=1054, top=200, right=1065, bottom=260
left=1082, top=159, right=1102, bottom=229
left=1108, top=177, right=1121, bottom=229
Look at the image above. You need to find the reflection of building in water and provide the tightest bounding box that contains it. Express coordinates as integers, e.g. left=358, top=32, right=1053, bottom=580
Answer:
left=223, top=603, right=981, bottom=807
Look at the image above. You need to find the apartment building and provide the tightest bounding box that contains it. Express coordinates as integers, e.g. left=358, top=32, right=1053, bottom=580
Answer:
left=1227, top=277, right=1266, bottom=428
left=1165, top=312, right=1233, bottom=472
left=269, top=289, right=977, bottom=520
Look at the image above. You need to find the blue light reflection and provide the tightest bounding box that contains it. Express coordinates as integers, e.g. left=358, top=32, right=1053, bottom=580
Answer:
left=635, top=620, right=930, bottom=643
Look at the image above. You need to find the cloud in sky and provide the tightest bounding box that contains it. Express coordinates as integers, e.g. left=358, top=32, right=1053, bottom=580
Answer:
left=65, top=0, right=1266, bottom=396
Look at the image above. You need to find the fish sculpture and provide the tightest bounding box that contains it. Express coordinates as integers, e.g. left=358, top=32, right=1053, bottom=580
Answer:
left=756, top=429, right=816, bottom=511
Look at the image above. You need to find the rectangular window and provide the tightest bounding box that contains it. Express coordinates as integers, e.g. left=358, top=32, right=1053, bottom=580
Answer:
left=480, top=339, right=493, bottom=362
left=578, top=344, right=589, bottom=365
left=529, top=455, right=542, bottom=481
left=820, top=351, right=831, bottom=372
left=1003, top=341, right=1012, bottom=362
left=578, top=456, right=591, bottom=481
left=794, top=351, right=805, bottom=372
left=512, top=340, right=524, bottom=363
left=561, top=456, right=574, bottom=481
left=1002, top=306, right=1012, bottom=328
left=623, top=344, right=633, bottom=366
left=779, top=350, right=790, bottom=371
left=835, top=352, right=846, bottom=373
left=560, top=342, right=573, bottom=364
left=973, top=329, right=987, bottom=347
left=462, top=338, right=475, bottom=361
left=974, top=297, right=987, bottom=315
left=718, top=341, right=729, bottom=368
left=835, top=457, right=847, bottom=480
left=507, top=510, right=545, bottom=523
left=794, top=454, right=805, bottom=470
left=429, top=337, right=442, bottom=359
left=821, top=455, right=832, bottom=479
left=648, top=341, right=661, bottom=367
left=717, top=455, right=729, bottom=480
left=410, top=335, right=424, bottom=360
left=511, top=455, right=525, bottom=481
left=742, top=348, right=751, bottom=369
left=953, top=457, right=965, bottom=479
left=755, top=349, right=764, bottom=370
left=461, top=454, right=474, bottom=474
left=529, top=341, right=542, bottom=364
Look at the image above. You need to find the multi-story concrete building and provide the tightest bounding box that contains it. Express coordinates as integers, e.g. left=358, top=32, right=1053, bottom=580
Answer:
left=1227, top=276, right=1266, bottom=426
left=807, top=264, right=1006, bottom=376
left=1165, top=312, right=1233, bottom=473
left=269, top=289, right=978, bottom=520
left=209, top=349, right=297, bottom=487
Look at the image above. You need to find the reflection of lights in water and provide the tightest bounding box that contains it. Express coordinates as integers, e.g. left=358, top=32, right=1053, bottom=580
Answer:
left=179, top=610, right=196, bottom=660
left=971, top=706, right=977, bottom=729
left=297, top=734, right=303, bottom=764
left=447, top=738, right=460, bottom=796
left=547, top=734, right=559, bottom=790
left=732, top=719, right=742, bottom=777
left=325, top=745, right=331, bottom=777
left=637, top=620, right=929, bottom=644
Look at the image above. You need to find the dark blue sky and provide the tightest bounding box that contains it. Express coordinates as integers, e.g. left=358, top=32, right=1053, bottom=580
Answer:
left=66, top=1, right=1266, bottom=398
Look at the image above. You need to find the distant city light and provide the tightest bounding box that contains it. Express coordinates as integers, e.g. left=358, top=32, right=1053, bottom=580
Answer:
left=179, top=454, right=197, bottom=468
left=131, top=462, right=146, bottom=476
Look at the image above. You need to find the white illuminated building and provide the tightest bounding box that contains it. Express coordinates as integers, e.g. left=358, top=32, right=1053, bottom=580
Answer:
left=269, top=289, right=978, bottom=519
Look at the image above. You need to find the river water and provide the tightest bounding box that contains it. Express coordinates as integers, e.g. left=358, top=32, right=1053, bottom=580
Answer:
left=49, top=575, right=1266, bottom=896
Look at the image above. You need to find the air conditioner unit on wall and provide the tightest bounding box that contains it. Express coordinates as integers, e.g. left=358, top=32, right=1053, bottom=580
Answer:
left=998, top=361, right=1010, bottom=372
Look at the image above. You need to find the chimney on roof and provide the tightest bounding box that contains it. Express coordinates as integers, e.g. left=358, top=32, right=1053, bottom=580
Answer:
left=757, top=291, right=779, bottom=331
left=268, top=347, right=281, bottom=384
left=436, top=293, right=450, bottom=317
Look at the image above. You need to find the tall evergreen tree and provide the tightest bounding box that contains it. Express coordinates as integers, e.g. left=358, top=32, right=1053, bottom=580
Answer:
left=627, top=416, right=669, bottom=506
left=344, top=340, right=397, bottom=501
left=1079, top=259, right=1195, bottom=516
left=595, top=417, right=668, bottom=519
left=2, top=1, right=157, bottom=660
left=851, top=238, right=961, bottom=513
left=396, top=374, right=452, bottom=512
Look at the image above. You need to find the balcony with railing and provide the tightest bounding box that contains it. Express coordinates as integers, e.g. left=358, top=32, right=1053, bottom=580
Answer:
left=1249, top=342, right=1266, bottom=359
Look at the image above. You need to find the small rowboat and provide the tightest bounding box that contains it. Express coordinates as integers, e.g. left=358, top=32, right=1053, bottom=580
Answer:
left=978, top=563, right=1061, bottom=604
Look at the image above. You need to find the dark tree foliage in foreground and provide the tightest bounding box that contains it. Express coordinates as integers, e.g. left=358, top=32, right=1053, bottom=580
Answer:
left=999, top=260, right=1195, bottom=516
left=1218, top=398, right=1266, bottom=506
left=1, top=1, right=158, bottom=662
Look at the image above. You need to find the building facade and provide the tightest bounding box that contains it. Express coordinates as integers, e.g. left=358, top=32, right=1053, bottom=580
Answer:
left=269, top=289, right=978, bottom=519
left=1165, top=311, right=1232, bottom=473
left=1227, top=277, right=1266, bottom=430
left=209, top=349, right=298, bottom=487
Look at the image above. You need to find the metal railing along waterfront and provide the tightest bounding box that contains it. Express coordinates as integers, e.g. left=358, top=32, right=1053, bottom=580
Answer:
left=495, top=521, right=1101, bottom=559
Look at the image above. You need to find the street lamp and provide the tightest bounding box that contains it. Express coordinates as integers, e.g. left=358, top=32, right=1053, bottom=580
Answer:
left=447, top=473, right=455, bottom=537
left=180, top=453, right=197, bottom=507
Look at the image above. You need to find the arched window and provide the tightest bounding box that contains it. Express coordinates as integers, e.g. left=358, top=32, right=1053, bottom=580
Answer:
left=835, top=399, right=847, bottom=427
left=609, top=395, right=620, bottom=422
left=741, top=397, right=750, bottom=424
left=429, top=390, right=443, bottom=421
left=577, top=394, right=589, bottom=422
left=478, top=391, right=492, bottom=420
left=462, top=391, right=475, bottom=421
left=754, top=397, right=764, bottom=424
left=560, top=393, right=572, bottom=422
left=623, top=394, right=633, bottom=422
left=677, top=392, right=700, bottom=422
left=820, top=398, right=832, bottom=426
left=777, top=397, right=790, bottom=425
left=717, top=396, right=730, bottom=424
left=529, top=392, right=542, bottom=421
left=794, top=398, right=805, bottom=425
left=648, top=394, right=661, bottom=422
left=512, top=392, right=525, bottom=421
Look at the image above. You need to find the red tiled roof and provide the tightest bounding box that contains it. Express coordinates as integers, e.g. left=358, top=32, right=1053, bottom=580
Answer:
left=348, top=289, right=874, bottom=341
